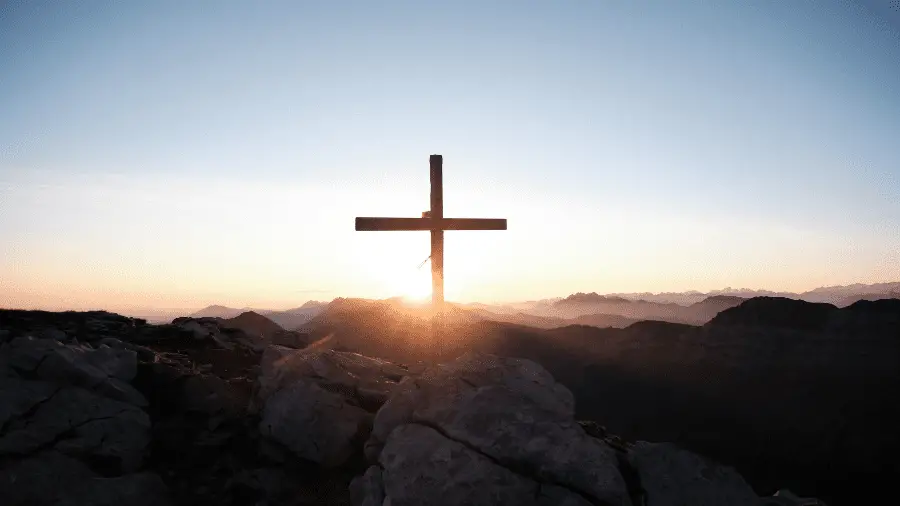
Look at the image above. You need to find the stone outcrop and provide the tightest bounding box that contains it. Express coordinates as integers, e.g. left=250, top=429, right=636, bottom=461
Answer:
left=0, top=309, right=830, bottom=506
left=0, top=313, right=164, bottom=505
left=626, top=441, right=760, bottom=506
left=254, top=346, right=413, bottom=467
left=358, top=353, right=632, bottom=506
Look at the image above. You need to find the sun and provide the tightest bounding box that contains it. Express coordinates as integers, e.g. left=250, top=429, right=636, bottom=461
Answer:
left=396, top=265, right=433, bottom=302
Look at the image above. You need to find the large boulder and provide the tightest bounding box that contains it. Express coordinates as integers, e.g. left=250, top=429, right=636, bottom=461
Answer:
left=259, top=379, right=372, bottom=468
left=256, top=346, right=410, bottom=411
left=0, top=378, right=151, bottom=474
left=377, top=423, right=596, bottom=506
left=354, top=353, right=632, bottom=506
left=254, top=347, right=413, bottom=468
left=0, top=336, right=146, bottom=406
left=626, top=441, right=760, bottom=506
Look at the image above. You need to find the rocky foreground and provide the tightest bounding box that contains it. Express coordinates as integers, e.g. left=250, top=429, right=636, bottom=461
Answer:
left=0, top=310, right=825, bottom=505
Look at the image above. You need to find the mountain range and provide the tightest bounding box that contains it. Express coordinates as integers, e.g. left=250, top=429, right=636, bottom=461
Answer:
left=181, top=281, right=900, bottom=330
left=189, top=301, right=329, bottom=330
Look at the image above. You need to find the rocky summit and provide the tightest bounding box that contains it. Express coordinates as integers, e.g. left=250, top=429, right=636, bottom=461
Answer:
left=0, top=309, right=826, bottom=506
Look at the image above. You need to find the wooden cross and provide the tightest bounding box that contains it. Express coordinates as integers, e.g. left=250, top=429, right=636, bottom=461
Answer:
left=355, top=154, right=507, bottom=357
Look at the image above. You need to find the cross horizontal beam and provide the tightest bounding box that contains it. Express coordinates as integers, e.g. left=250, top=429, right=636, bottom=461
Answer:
left=355, top=217, right=507, bottom=231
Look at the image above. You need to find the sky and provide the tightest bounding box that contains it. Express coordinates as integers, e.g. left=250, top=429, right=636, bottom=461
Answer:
left=2, top=0, right=900, bottom=312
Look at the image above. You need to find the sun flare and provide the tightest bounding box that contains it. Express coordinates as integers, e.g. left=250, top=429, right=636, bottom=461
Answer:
left=396, top=264, right=433, bottom=301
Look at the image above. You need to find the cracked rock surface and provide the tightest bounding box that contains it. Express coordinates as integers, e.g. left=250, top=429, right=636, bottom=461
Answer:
left=1, top=308, right=828, bottom=506
left=626, top=441, right=760, bottom=506
left=356, top=352, right=632, bottom=506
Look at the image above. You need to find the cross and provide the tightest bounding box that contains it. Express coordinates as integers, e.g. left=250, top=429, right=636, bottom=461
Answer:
left=355, top=154, right=507, bottom=357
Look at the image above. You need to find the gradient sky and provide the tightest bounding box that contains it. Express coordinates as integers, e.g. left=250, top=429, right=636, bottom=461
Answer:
left=2, top=0, right=899, bottom=311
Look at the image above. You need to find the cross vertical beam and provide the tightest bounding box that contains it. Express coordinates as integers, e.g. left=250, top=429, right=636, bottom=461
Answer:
left=430, top=154, right=444, bottom=311
left=429, top=155, right=444, bottom=360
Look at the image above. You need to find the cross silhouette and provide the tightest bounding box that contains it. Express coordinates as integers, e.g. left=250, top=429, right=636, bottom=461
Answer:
left=355, top=154, right=508, bottom=356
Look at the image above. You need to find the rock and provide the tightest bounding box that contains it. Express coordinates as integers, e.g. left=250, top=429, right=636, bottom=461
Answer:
left=349, top=466, right=385, bottom=506
left=626, top=441, right=760, bottom=506
left=271, top=330, right=311, bottom=349
left=0, top=450, right=170, bottom=506
left=84, top=346, right=138, bottom=380
left=181, top=374, right=245, bottom=415
left=1, top=336, right=146, bottom=406
left=37, top=327, right=69, bottom=341
left=179, top=320, right=214, bottom=340
left=374, top=423, right=595, bottom=506
left=0, top=377, right=59, bottom=428
left=99, top=337, right=157, bottom=362
left=57, top=472, right=172, bottom=506
left=259, top=379, right=372, bottom=467
left=256, top=347, right=409, bottom=412
left=0, top=379, right=151, bottom=473
left=367, top=352, right=574, bottom=460
left=360, top=353, right=631, bottom=506
left=761, top=489, right=829, bottom=506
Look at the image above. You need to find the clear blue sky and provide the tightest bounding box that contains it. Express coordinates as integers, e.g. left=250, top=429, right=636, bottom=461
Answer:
left=2, top=0, right=899, bottom=311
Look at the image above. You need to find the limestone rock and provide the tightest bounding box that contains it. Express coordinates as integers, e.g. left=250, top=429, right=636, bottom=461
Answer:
left=349, top=466, right=385, bottom=506
left=98, top=337, right=157, bottom=361
left=360, top=353, right=630, bottom=506
left=259, top=378, right=372, bottom=468
left=256, top=346, right=409, bottom=411
left=626, top=441, right=760, bottom=506
left=0, top=379, right=151, bottom=473
left=374, top=423, right=595, bottom=506
left=180, top=373, right=245, bottom=415
left=1, top=336, right=146, bottom=406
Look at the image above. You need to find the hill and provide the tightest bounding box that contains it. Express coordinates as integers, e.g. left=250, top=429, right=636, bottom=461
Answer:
left=220, top=311, right=284, bottom=338
left=190, top=304, right=256, bottom=319
left=260, top=301, right=329, bottom=330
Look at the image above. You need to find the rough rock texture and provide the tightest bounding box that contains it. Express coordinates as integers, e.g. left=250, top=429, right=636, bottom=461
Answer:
left=1, top=336, right=147, bottom=406
left=626, top=441, right=760, bottom=506
left=1, top=310, right=366, bottom=506
left=357, top=352, right=632, bottom=506
left=260, top=379, right=372, bottom=467
left=0, top=380, right=150, bottom=472
left=256, top=346, right=409, bottom=409
left=254, top=346, right=412, bottom=468
left=1, top=308, right=831, bottom=506
left=0, top=312, right=166, bottom=506
left=379, top=423, right=593, bottom=506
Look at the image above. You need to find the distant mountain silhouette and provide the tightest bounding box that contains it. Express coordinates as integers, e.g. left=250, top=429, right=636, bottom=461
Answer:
left=547, top=292, right=744, bottom=324
left=190, top=305, right=258, bottom=319
left=189, top=302, right=329, bottom=329
left=709, top=296, right=900, bottom=331
left=220, top=311, right=284, bottom=338
left=260, top=301, right=329, bottom=330
left=709, top=297, right=836, bottom=331
left=186, top=282, right=898, bottom=330
left=592, top=281, right=900, bottom=306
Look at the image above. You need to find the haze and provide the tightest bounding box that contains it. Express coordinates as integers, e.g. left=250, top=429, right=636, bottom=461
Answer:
left=2, top=1, right=899, bottom=313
